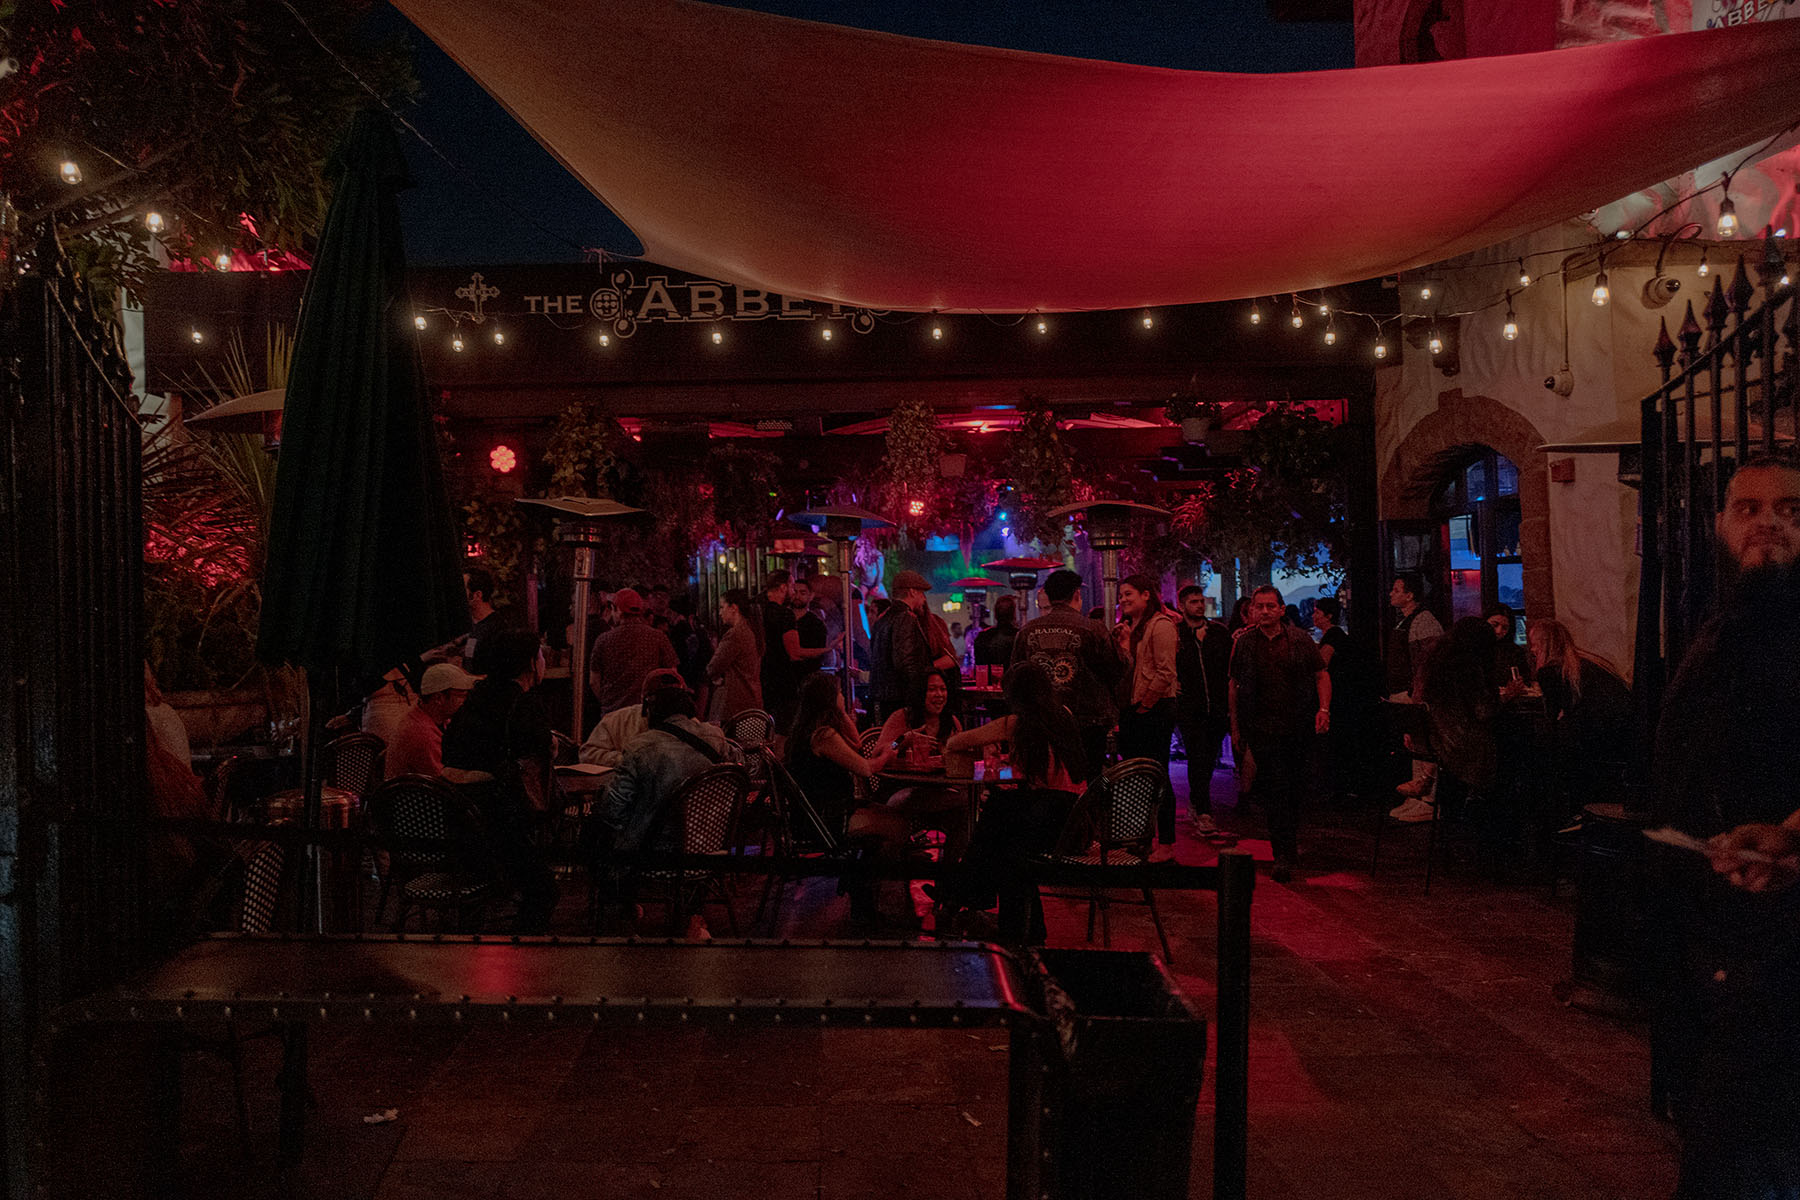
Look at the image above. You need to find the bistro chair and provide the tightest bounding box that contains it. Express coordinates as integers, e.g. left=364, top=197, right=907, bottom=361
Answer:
left=1037, top=757, right=1175, bottom=963
left=752, top=758, right=848, bottom=934
left=630, top=763, right=751, bottom=935
left=364, top=774, right=495, bottom=932
left=325, top=731, right=385, bottom=798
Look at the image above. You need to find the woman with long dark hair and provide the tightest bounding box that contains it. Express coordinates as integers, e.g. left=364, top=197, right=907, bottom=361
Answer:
left=1527, top=618, right=1632, bottom=810
left=1115, top=574, right=1180, bottom=857
left=934, top=661, right=1088, bottom=942
left=783, top=671, right=905, bottom=926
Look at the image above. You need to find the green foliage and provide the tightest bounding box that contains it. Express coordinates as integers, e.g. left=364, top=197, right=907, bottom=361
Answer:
left=875, top=395, right=944, bottom=522
left=1, top=0, right=415, bottom=303
left=543, top=401, right=625, bottom=498
left=1172, top=405, right=1346, bottom=584
left=706, top=444, right=782, bottom=545
left=460, top=493, right=525, bottom=607
left=1005, top=395, right=1075, bottom=548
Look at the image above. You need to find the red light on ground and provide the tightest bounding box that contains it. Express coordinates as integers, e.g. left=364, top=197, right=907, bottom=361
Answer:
left=489, top=445, right=517, bottom=473
left=907, top=499, right=925, bottom=517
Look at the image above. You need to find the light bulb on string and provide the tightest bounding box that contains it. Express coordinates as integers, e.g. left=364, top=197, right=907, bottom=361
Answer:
left=1141, top=313, right=1155, bottom=329
left=1248, top=300, right=1262, bottom=325
left=452, top=332, right=465, bottom=353
left=821, top=326, right=833, bottom=341
left=414, top=314, right=427, bottom=330
left=1419, top=284, right=1432, bottom=302
left=1717, top=188, right=1739, bottom=239
left=189, top=328, right=203, bottom=344
left=930, top=324, right=943, bottom=341
left=1517, top=259, right=1532, bottom=288
left=1502, top=293, right=1518, bottom=341
left=214, top=251, right=232, bottom=271
left=59, top=160, right=81, bottom=185
left=1323, top=321, right=1337, bottom=346
left=598, top=333, right=611, bottom=347
left=144, top=211, right=164, bottom=234
left=1035, top=318, right=1048, bottom=335
left=1374, top=340, right=1389, bottom=360
left=1289, top=297, right=1303, bottom=328
left=492, top=328, right=505, bottom=345
left=1318, top=303, right=1330, bottom=316
left=1591, top=267, right=1610, bottom=307
left=710, top=328, right=723, bottom=345
left=1428, top=329, right=1443, bottom=356
left=1698, top=248, right=1710, bottom=278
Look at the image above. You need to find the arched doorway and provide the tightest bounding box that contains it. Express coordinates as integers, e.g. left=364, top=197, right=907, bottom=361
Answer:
left=1432, top=449, right=1524, bottom=629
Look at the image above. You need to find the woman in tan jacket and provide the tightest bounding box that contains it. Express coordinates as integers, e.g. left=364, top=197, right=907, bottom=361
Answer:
left=1116, top=573, right=1181, bottom=860
left=707, top=589, right=764, bottom=723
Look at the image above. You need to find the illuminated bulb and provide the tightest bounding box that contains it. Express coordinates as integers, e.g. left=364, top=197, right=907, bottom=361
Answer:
left=414, top=315, right=427, bottom=330
left=931, top=325, right=943, bottom=340
left=1323, top=327, right=1337, bottom=346
left=1517, top=259, right=1532, bottom=288
left=59, top=160, right=81, bottom=185
left=1428, top=333, right=1444, bottom=356
left=189, top=328, right=203, bottom=344
left=907, top=499, right=925, bottom=517
left=1374, top=342, right=1388, bottom=360
left=1035, top=319, right=1047, bottom=334
left=144, top=211, right=164, bottom=234
left=711, top=329, right=723, bottom=345
left=1290, top=307, right=1304, bottom=329
left=1318, top=303, right=1330, bottom=316
left=821, top=326, right=833, bottom=341
left=1591, top=270, right=1610, bottom=307
left=1419, top=285, right=1432, bottom=301
left=1141, top=314, right=1154, bottom=329
left=214, top=252, right=232, bottom=271
left=717, top=555, right=727, bottom=565
left=1249, top=302, right=1262, bottom=325
left=452, top=333, right=464, bottom=352
left=598, top=333, right=611, bottom=347
left=492, top=329, right=504, bottom=345
left=1698, top=249, right=1710, bottom=278
left=1502, top=311, right=1518, bottom=341
left=1717, top=196, right=1739, bottom=239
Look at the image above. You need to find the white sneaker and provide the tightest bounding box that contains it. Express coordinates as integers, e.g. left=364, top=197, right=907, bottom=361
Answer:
left=1389, top=797, right=1436, bottom=823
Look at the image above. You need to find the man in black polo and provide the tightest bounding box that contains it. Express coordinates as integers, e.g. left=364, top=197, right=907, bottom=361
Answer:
left=1229, top=584, right=1329, bottom=883
left=1652, top=456, right=1800, bottom=1198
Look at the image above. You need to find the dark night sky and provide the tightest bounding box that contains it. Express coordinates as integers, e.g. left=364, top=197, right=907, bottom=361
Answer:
left=375, top=1, right=1354, bottom=266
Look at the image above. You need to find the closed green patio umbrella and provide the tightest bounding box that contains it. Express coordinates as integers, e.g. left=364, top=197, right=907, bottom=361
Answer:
left=258, top=111, right=469, bottom=925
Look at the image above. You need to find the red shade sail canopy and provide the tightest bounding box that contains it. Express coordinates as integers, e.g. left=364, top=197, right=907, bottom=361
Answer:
left=394, top=0, right=1800, bottom=312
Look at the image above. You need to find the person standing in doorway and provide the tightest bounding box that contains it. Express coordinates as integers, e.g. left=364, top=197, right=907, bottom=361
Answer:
left=1229, top=585, right=1330, bottom=883
left=1175, top=584, right=1231, bottom=836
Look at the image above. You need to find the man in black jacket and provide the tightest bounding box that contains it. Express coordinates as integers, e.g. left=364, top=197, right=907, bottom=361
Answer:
left=871, top=570, right=934, bottom=721
left=1010, top=568, right=1122, bottom=777
left=1652, top=456, right=1800, bottom=1198
left=1173, top=584, right=1231, bottom=836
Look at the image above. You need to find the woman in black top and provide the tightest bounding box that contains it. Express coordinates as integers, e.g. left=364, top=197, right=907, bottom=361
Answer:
left=1527, top=618, right=1632, bottom=810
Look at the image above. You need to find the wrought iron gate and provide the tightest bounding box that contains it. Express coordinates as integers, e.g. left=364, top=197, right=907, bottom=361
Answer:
left=1634, top=246, right=1797, bottom=710
left=0, top=236, right=147, bottom=1199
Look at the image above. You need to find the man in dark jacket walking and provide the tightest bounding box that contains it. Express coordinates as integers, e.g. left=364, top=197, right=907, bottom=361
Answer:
left=1010, top=568, right=1122, bottom=777
left=1173, top=584, right=1231, bottom=836
left=871, top=570, right=934, bottom=721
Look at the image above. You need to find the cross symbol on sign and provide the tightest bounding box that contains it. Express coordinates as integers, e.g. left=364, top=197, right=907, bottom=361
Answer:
left=455, top=272, right=500, bottom=324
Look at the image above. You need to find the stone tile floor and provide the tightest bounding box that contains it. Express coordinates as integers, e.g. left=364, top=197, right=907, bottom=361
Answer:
left=47, top=762, right=1678, bottom=1198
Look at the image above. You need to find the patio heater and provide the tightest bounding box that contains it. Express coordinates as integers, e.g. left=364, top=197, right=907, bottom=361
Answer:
left=1049, top=499, right=1170, bottom=623
left=516, top=495, right=645, bottom=740
left=981, top=555, right=1062, bottom=622
left=788, top=503, right=893, bottom=711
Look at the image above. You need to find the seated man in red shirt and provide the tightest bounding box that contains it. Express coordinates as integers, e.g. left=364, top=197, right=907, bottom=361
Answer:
left=385, top=662, right=476, bottom=778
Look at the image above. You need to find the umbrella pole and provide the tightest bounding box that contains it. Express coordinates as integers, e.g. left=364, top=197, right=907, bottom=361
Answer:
left=838, top=539, right=856, bottom=716
left=298, top=668, right=329, bottom=933
left=569, top=544, right=594, bottom=742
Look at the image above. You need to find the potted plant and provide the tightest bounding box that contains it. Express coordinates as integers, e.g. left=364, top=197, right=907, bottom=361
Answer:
left=1164, top=394, right=1223, bottom=444
left=1005, top=394, right=1076, bottom=548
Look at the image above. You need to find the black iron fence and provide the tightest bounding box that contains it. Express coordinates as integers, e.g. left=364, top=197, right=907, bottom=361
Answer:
left=0, top=235, right=147, bottom=1199
left=1634, top=249, right=1797, bottom=711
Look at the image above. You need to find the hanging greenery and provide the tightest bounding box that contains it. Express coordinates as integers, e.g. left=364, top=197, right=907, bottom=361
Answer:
left=460, top=493, right=526, bottom=607
left=1171, top=404, right=1346, bottom=585
left=875, top=394, right=945, bottom=523
left=1006, top=394, right=1075, bottom=547
left=543, top=400, right=625, bottom=497
left=706, top=444, right=783, bottom=544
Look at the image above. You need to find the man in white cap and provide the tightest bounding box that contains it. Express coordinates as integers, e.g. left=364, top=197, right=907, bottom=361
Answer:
left=386, top=662, right=476, bottom=778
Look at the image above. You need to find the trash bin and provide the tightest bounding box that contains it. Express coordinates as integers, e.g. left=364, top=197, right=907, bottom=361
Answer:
left=1031, top=948, right=1208, bottom=1200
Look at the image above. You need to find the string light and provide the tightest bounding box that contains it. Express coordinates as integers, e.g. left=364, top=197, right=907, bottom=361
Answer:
left=1517, top=259, right=1532, bottom=288
left=1248, top=300, right=1262, bottom=325
left=1591, top=265, right=1610, bottom=307
left=1419, top=284, right=1432, bottom=302
left=1289, top=296, right=1303, bottom=328
left=144, top=211, right=164, bottom=234
left=821, top=326, right=833, bottom=341
left=492, top=328, right=505, bottom=345
left=1318, top=303, right=1330, bottom=316
left=1716, top=177, right=1740, bottom=239
left=213, top=252, right=232, bottom=271
left=1374, top=341, right=1389, bottom=360
left=452, top=332, right=464, bottom=352
left=1698, top=248, right=1710, bottom=278
left=1428, top=328, right=1444, bottom=356
left=414, top=315, right=427, bottom=330
left=1035, top=318, right=1048, bottom=335
left=189, top=328, right=203, bottom=344
left=598, top=333, right=611, bottom=347
left=1323, top=320, right=1337, bottom=346
left=710, top=329, right=723, bottom=345
left=931, top=324, right=943, bottom=340
left=58, top=160, right=81, bottom=185
left=1141, top=313, right=1155, bottom=329
left=1502, top=292, right=1518, bottom=341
